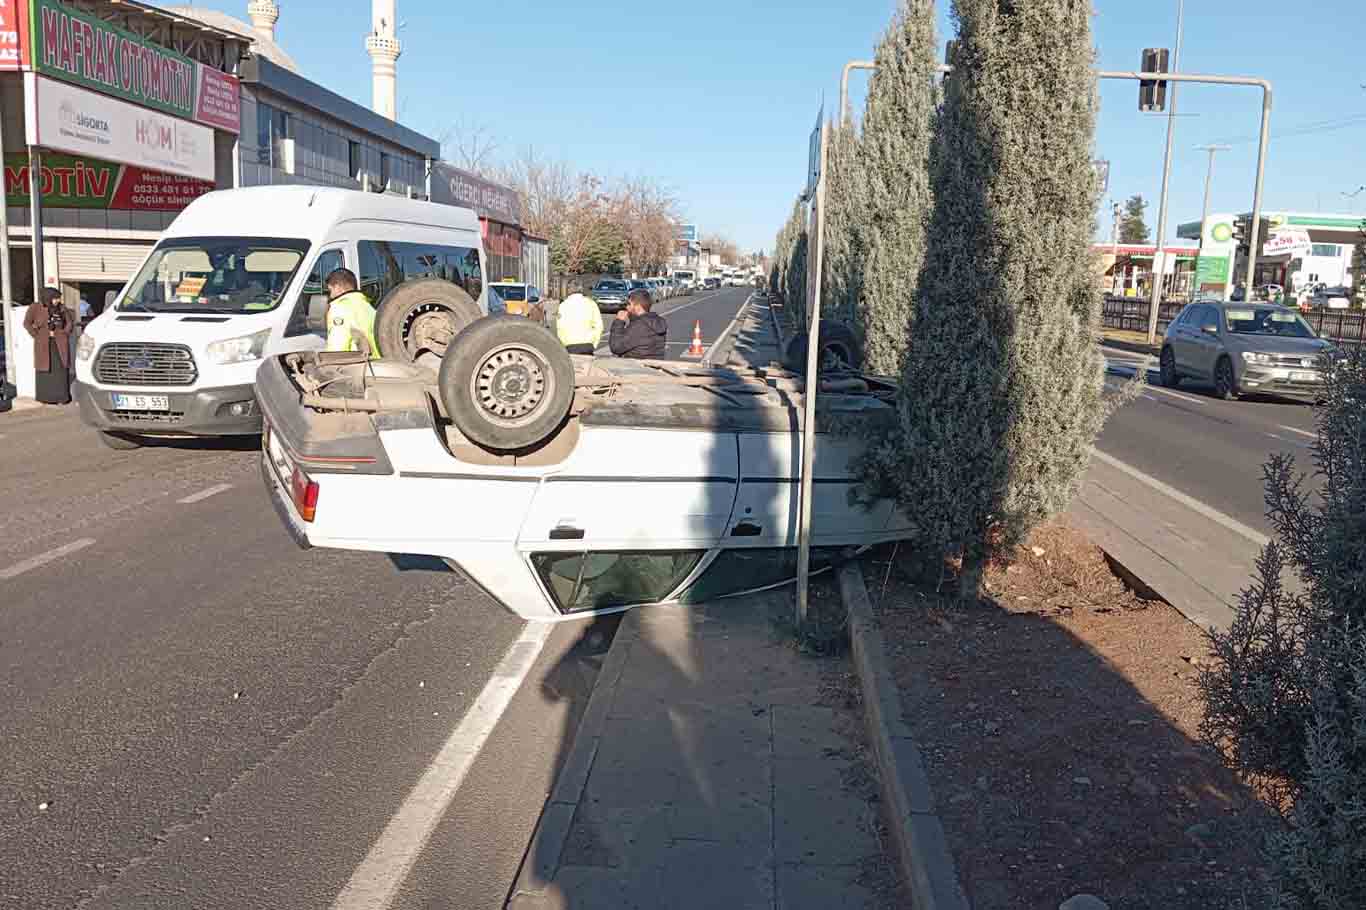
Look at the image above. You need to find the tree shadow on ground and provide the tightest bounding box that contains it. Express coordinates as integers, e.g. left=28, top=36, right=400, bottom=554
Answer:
left=868, top=534, right=1282, bottom=910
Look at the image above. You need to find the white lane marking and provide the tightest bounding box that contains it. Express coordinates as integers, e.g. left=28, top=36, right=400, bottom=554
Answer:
left=703, top=295, right=752, bottom=366
left=1264, top=432, right=1310, bottom=449
left=658, top=289, right=727, bottom=318
left=1091, top=449, right=1270, bottom=547
left=1143, top=384, right=1207, bottom=406
left=1, top=538, right=97, bottom=580
left=330, top=621, right=553, bottom=910
left=1277, top=424, right=1317, bottom=440
left=177, top=483, right=234, bottom=505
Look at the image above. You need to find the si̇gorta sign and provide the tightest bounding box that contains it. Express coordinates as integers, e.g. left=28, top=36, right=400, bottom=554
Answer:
left=26, top=74, right=217, bottom=181
left=29, top=0, right=239, bottom=132
left=4, top=152, right=214, bottom=210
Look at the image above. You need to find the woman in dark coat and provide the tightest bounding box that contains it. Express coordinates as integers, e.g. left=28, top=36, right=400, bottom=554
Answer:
left=24, top=287, right=73, bottom=405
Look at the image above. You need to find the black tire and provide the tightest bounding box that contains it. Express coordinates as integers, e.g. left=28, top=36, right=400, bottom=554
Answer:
left=98, top=430, right=142, bottom=450
left=783, top=322, right=864, bottom=373
left=1159, top=347, right=1181, bottom=388
left=374, top=278, right=482, bottom=364
left=439, top=316, right=575, bottom=452
left=1213, top=356, right=1239, bottom=400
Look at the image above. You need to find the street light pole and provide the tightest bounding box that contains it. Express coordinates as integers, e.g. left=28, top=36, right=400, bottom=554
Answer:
left=1145, top=0, right=1185, bottom=343
left=840, top=60, right=875, bottom=125
left=1196, top=144, right=1230, bottom=232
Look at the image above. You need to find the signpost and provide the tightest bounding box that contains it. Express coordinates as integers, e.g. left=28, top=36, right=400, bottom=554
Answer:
left=795, top=114, right=827, bottom=628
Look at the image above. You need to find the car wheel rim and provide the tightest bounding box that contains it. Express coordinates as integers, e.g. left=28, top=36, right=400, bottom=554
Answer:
left=405, top=304, right=457, bottom=358
left=1218, top=362, right=1231, bottom=394
left=471, top=344, right=550, bottom=426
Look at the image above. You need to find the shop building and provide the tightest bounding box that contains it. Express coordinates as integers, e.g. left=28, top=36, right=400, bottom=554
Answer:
left=1179, top=211, right=1361, bottom=298
left=1094, top=243, right=1199, bottom=298
left=429, top=160, right=525, bottom=282
left=1, top=0, right=248, bottom=317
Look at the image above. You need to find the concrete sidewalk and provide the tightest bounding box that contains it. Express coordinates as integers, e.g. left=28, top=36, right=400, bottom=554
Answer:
left=507, top=592, right=898, bottom=910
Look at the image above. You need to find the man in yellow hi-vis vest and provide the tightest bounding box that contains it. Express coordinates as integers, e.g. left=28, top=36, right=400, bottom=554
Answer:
left=323, top=268, right=380, bottom=358
left=555, top=280, right=603, bottom=354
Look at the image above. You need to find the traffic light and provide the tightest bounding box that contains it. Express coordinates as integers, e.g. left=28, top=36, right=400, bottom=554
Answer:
left=1140, top=48, right=1170, bottom=112
left=1256, top=217, right=1273, bottom=248
left=1232, top=216, right=1250, bottom=253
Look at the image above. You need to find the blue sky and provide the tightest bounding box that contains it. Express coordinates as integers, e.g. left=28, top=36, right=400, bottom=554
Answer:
left=183, top=0, right=1365, bottom=252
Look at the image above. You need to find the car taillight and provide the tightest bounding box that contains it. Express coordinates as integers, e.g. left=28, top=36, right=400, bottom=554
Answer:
left=291, top=464, right=319, bottom=522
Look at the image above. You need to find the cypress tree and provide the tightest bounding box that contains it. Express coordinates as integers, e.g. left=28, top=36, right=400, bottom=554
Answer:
left=821, top=115, right=867, bottom=325
left=879, top=0, right=1110, bottom=599
left=858, top=0, right=938, bottom=376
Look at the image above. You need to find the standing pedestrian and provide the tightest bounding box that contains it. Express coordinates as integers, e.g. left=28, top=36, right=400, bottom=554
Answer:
left=322, top=268, right=380, bottom=358
left=556, top=280, right=603, bottom=355
left=608, top=289, right=667, bottom=359
left=24, top=287, right=73, bottom=404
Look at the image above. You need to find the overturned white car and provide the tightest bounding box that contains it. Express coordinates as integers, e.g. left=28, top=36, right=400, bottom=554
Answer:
left=257, top=317, right=912, bottom=621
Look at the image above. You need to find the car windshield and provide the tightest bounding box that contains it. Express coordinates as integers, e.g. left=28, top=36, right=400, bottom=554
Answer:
left=120, top=237, right=310, bottom=314
left=1225, top=307, right=1317, bottom=338
left=595, top=280, right=628, bottom=292
left=630, top=280, right=650, bottom=289
left=491, top=284, right=527, bottom=301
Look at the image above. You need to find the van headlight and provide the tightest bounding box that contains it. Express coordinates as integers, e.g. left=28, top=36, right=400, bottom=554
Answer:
left=1240, top=351, right=1274, bottom=365
left=76, top=333, right=96, bottom=361
left=206, top=329, right=271, bottom=365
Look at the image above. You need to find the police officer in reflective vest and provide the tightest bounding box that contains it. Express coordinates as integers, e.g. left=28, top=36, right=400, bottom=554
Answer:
left=323, top=268, right=380, bottom=358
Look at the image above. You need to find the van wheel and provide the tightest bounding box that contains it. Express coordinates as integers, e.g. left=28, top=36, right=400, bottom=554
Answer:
left=439, top=316, right=575, bottom=452
left=783, top=322, right=864, bottom=373
left=375, top=278, right=482, bottom=365
left=98, top=431, right=142, bottom=450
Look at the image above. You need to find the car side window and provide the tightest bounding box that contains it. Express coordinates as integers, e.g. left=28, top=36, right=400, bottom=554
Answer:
left=1199, top=306, right=1220, bottom=333
left=357, top=240, right=484, bottom=306
left=676, top=547, right=845, bottom=604
left=531, top=551, right=705, bottom=613
left=286, top=247, right=345, bottom=338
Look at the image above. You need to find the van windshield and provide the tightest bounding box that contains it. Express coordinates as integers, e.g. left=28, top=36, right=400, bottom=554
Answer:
left=120, top=236, right=311, bottom=314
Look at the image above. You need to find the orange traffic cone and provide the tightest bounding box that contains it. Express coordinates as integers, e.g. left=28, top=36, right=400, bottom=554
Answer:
left=685, top=320, right=705, bottom=358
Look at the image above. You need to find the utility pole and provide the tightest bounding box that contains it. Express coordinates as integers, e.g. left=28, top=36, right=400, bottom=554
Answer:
left=1146, top=0, right=1185, bottom=343
left=1111, top=201, right=1121, bottom=293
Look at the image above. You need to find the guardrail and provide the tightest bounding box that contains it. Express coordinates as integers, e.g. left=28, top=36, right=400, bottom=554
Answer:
left=1101, top=296, right=1366, bottom=348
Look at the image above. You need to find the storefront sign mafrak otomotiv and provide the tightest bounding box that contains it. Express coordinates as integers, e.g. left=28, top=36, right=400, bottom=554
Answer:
left=27, top=0, right=240, bottom=132
left=25, top=73, right=216, bottom=181
left=4, top=152, right=214, bottom=210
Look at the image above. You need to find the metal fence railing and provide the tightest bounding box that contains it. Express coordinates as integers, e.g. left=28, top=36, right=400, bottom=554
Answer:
left=1100, top=296, right=1366, bottom=349
left=1100, top=297, right=1184, bottom=336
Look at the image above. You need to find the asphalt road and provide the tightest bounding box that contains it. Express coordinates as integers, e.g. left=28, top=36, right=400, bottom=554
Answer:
left=596, top=285, right=754, bottom=361
left=0, top=407, right=617, bottom=909
left=1098, top=347, right=1318, bottom=535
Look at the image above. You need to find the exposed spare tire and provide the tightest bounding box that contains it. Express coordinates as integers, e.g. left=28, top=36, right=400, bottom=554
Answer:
left=375, top=278, right=482, bottom=367
left=783, top=321, right=863, bottom=373
left=439, top=316, right=575, bottom=452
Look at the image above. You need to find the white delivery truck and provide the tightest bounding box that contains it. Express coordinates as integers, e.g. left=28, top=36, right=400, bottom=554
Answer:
left=74, top=186, right=489, bottom=449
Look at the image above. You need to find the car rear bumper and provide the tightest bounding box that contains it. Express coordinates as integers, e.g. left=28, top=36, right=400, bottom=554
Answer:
left=75, top=380, right=262, bottom=436
left=260, top=449, right=312, bottom=550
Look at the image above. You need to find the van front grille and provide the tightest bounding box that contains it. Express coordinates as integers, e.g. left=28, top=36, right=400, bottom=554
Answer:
left=95, top=343, right=198, bottom=387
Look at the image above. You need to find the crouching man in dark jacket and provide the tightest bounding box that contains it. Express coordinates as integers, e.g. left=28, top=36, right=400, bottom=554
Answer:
left=608, top=289, right=668, bottom=359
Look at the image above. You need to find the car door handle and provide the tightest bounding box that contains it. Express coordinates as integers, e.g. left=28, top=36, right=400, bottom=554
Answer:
left=550, top=526, right=585, bottom=540
left=731, top=521, right=762, bottom=537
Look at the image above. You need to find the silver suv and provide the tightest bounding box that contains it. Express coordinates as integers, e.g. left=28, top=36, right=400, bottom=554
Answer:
left=1160, top=301, right=1334, bottom=400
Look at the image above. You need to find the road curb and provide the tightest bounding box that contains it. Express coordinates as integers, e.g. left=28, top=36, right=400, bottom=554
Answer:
left=766, top=294, right=788, bottom=350
left=505, top=613, right=637, bottom=908
left=838, top=563, right=971, bottom=910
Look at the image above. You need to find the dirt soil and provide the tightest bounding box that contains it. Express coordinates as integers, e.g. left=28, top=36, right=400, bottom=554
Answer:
left=862, top=522, right=1281, bottom=910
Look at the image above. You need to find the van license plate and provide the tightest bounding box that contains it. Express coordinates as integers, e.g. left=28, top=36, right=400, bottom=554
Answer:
left=112, top=393, right=169, bottom=410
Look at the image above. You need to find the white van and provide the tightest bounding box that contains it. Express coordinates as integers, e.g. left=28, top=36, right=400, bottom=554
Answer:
left=73, top=186, right=488, bottom=449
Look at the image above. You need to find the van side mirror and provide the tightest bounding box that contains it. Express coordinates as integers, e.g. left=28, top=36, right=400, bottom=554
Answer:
left=305, top=293, right=330, bottom=332
left=528, top=287, right=542, bottom=304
